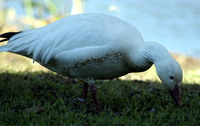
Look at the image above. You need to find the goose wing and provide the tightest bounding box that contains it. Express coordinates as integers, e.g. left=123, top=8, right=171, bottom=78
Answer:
left=4, top=14, right=143, bottom=64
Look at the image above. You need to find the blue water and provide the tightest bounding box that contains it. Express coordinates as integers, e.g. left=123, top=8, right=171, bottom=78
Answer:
left=85, top=0, right=200, bottom=58
left=2, top=0, right=200, bottom=58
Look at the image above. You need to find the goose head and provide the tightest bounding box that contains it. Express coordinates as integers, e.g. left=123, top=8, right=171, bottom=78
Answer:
left=143, top=42, right=183, bottom=107
left=155, top=58, right=182, bottom=107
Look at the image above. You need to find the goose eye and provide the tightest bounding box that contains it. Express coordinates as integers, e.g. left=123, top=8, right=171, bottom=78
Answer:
left=170, top=76, right=174, bottom=80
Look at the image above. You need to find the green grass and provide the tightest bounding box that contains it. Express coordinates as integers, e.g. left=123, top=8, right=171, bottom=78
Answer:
left=0, top=69, right=200, bottom=125
left=0, top=53, right=200, bottom=125
left=1, top=45, right=200, bottom=126
left=1, top=0, right=200, bottom=125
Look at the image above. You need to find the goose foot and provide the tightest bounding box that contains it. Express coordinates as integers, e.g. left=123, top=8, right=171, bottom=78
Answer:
left=81, top=81, right=100, bottom=110
left=89, top=85, right=100, bottom=110
left=82, top=81, right=89, bottom=102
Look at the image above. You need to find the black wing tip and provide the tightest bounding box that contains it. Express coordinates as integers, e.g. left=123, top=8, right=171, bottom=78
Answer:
left=0, top=31, right=22, bottom=42
left=0, top=38, right=9, bottom=42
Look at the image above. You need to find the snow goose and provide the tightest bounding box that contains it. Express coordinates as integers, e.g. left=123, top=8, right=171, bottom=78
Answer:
left=0, top=13, right=182, bottom=109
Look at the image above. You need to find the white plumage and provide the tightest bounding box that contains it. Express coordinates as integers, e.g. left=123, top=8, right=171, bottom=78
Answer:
left=0, top=13, right=183, bottom=109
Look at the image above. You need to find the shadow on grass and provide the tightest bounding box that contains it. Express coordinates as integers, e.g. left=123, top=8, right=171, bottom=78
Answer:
left=0, top=71, right=200, bottom=125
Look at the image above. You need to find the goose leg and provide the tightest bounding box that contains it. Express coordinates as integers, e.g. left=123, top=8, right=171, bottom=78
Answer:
left=89, top=85, right=100, bottom=110
left=82, top=81, right=89, bottom=102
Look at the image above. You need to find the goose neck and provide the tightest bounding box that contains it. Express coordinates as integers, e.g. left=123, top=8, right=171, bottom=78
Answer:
left=142, top=42, right=172, bottom=64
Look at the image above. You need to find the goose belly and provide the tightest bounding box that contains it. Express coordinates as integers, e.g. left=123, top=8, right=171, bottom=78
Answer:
left=66, top=60, right=131, bottom=79
left=40, top=53, right=133, bottom=79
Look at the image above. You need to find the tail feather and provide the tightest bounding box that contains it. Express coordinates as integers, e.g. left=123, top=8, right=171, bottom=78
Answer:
left=0, top=32, right=21, bottom=52
left=0, top=46, right=8, bottom=52
left=0, top=32, right=22, bottom=42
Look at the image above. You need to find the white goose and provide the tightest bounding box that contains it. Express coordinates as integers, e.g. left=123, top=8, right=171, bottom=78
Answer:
left=0, top=13, right=182, bottom=109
